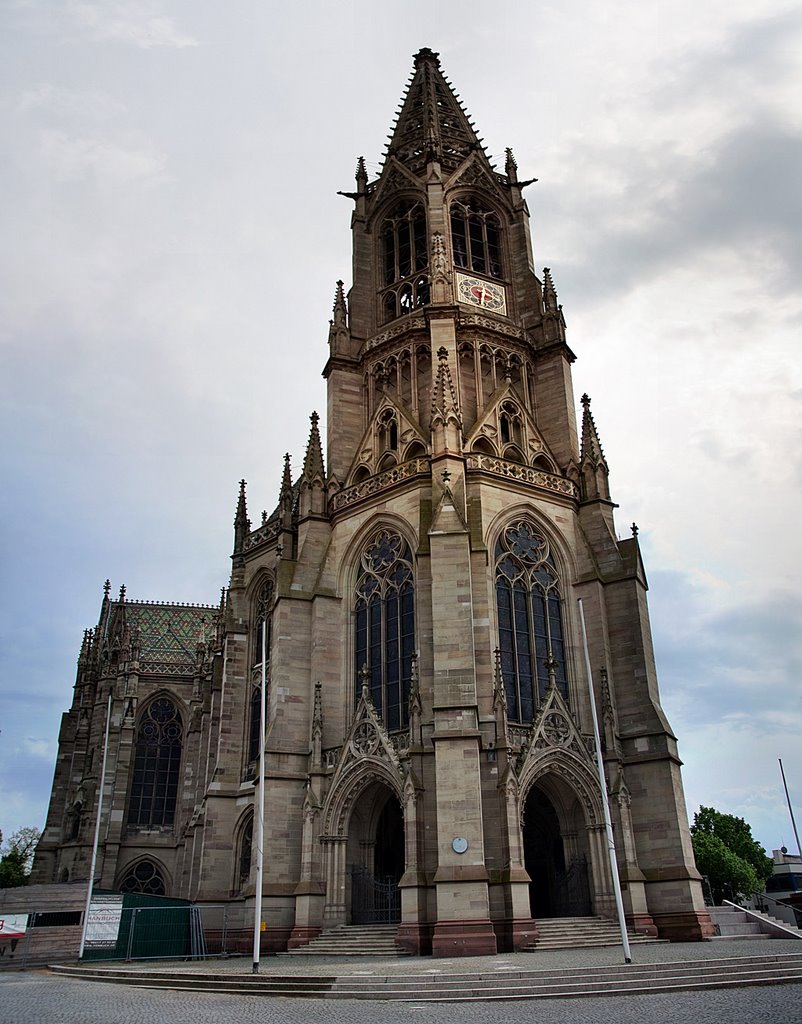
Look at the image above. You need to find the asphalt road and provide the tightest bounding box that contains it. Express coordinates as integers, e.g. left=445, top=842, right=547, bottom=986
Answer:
left=2, top=972, right=801, bottom=1024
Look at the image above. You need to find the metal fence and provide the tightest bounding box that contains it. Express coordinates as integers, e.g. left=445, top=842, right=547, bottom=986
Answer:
left=84, top=902, right=254, bottom=962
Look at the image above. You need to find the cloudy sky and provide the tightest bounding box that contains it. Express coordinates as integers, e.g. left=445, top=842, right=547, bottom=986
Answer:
left=1, top=1, right=800, bottom=860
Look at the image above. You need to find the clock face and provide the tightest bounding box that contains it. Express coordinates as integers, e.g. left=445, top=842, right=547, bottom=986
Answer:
left=455, top=272, right=507, bottom=315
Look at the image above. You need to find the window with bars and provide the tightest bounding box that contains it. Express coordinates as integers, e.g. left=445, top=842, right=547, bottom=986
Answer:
left=354, top=529, right=415, bottom=731
left=380, top=201, right=429, bottom=323
left=127, top=697, right=182, bottom=828
left=495, top=521, right=568, bottom=722
left=450, top=199, right=502, bottom=278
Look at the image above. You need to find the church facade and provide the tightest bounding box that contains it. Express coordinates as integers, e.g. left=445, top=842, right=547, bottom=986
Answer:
left=32, top=49, right=713, bottom=956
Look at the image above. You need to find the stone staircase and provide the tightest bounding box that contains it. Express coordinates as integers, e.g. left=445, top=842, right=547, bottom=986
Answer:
left=285, top=924, right=409, bottom=957
left=709, top=903, right=802, bottom=940
left=708, top=905, right=769, bottom=940
left=49, top=951, right=802, bottom=1000
left=522, top=916, right=664, bottom=950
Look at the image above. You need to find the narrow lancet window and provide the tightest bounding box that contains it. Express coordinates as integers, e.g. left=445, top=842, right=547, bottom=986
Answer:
left=354, top=529, right=415, bottom=730
left=495, top=521, right=567, bottom=721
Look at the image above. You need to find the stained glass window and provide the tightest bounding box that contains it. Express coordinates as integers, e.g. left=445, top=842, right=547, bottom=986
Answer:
left=120, top=860, right=166, bottom=896
left=495, top=521, right=568, bottom=721
left=238, top=815, right=253, bottom=891
left=249, top=580, right=273, bottom=764
left=354, top=530, right=415, bottom=731
left=127, top=698, right=183, bottom=828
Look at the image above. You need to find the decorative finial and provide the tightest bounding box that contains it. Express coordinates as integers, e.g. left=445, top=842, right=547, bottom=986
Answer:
left=104, top=579, right=111, bottom=597
left=631, top=522, right=639, bottom=538
left=441, top=469, right=451, bottom=485
left=332, top=280, right=347, bottom=327
left=581, top=393, right=590, bottom=408
left=355, top=156, right=367, bottom=192
left=545, top=650, right=558, bottom=690
left=118, top=584, right=126, bottom=602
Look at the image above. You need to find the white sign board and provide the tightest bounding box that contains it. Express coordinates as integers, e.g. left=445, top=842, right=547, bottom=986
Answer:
left=84, top=893, right=123, bottom=949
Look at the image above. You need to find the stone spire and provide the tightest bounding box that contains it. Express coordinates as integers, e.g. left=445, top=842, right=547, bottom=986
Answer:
left=543, top=267, right=559, bottom=312
left=279, top=452, right=293, bottom=520
left=332, top=280, right=347, bottom=328
left=299, top=413, right=326, bottom=518
left=355, top=156, right=367, bottom=194
left=580, top=394, right=610, bottom=501
left=380, top=47, right=490, bottom=178
left=430, top=347, right=462, bottom=454
left=302, top=412, right=325, bottom=482
left=327, top=278, right=350, bottom=358
left=233, top=478, right=251, bottom=553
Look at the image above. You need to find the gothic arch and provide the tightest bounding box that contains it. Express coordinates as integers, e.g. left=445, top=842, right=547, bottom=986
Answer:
left=116, top=855, right=172, bottom=896
left=517, top=748, right=604, bottom=829
left=484, top=503, right=578, bottom=594
left=233, top=809, right=254, bottom=894
left=403, top=439, right=427, bottom=461
left=335, top=513, right=419, bottom=600
left=322, top=758, right=404, bottom=839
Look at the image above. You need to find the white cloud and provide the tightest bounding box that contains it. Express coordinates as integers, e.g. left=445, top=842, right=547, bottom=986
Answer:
left=66, top=1, right=199, bottom=49
left=38, top=129, right=170, bottom=186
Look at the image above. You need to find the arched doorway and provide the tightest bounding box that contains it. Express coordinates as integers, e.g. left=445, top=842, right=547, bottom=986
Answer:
left=347, top=782, right=404, bottom=924
left=523, top=783, right=591, bottom=918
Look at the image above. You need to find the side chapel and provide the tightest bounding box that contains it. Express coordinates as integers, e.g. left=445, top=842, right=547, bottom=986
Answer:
left=33, top=48, right=713, bottom=955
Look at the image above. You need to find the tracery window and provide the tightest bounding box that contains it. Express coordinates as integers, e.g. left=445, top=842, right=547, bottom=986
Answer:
left=120, top=860, right=166, bottom=896
left=450, top=199, right=502, bottom=278
left=354, top=530, right=415, bottom=731
left=237, top=814, right=253, bottom=891
left=380, top=200, right=429, bottom=323
left=495, top=521, right=568, bottom=722
left=249, top=580, right=273, bottom=764
left=127, top=697, right=182, bottom=828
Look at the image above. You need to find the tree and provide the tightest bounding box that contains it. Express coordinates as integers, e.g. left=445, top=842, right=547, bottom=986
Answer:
left=0, top=826, right=42, bottom=889
left=691, top=806, right=773, bottom=904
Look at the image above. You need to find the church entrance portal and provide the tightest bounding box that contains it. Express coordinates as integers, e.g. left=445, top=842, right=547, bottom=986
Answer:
left=347, top=785, right=403, bottom=924
left=523, top=785, right=591, bottom=918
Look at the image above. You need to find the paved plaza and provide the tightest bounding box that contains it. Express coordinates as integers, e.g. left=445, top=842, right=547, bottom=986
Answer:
left=2, top=938, right=802, bottom=1022
left=0, top=970, right=800, bottom=1024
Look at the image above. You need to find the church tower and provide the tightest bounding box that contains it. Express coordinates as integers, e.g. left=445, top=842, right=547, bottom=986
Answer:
left=32, top=48, right=713, bottom=957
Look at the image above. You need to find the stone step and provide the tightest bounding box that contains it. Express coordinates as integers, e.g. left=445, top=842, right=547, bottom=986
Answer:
left=49, top=952, right=802, bottom=1001
left=520, top=916, right=664, bottom=951
left=285, top=923, right=408, bottom=957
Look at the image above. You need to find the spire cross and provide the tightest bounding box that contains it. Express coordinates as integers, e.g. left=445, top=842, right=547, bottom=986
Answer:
left=631, top=522, right=639, bottom=538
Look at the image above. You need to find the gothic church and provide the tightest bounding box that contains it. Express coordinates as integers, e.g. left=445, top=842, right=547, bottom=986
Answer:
left=33, top=49, right=714, bottom=955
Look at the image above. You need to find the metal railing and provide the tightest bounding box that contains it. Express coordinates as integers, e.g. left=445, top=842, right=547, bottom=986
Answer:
left=751, top=891, right=802, bottom=930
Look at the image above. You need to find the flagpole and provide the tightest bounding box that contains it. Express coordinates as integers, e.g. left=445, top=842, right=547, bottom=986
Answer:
left=779, top=758, right=801, bottom=857
left=577, top=598, right=632, bottom=964
left=79, top=691, right=113, bottom=960
left=252, top=619, right=267, bottom=973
